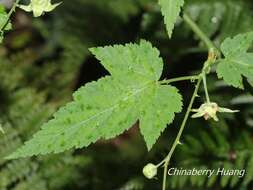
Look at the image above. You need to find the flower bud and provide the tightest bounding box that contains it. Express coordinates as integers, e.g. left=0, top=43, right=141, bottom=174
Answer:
left=191, top=102, right=239, bottom=122
left=142, top=163, right=157, bottom=179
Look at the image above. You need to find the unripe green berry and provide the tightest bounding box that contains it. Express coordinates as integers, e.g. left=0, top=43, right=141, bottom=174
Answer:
left=142, top=163, right=157, bottom=179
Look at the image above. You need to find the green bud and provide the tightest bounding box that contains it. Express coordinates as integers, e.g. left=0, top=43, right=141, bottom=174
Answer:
left=142, top=163, right=157, bottom=179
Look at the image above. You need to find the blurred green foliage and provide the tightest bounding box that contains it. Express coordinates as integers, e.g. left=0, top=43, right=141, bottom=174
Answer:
left=0, top=0, right=253, bottom=189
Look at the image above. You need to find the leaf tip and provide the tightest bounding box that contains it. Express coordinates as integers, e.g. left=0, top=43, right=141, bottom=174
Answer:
left=146, top=143, right=154, bottom=152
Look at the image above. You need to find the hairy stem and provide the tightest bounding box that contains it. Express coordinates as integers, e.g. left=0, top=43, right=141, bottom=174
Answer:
left=162, top=75, right=202, bottom=190
left=159, top=75, right=199, bottom=85
left=202, top=73, right=210, bottom=103
left=182, top=13, right=221, bottom=57
left=159, top=11, right=220, bottom=190
left=0, top=0, right=20, bottom=32
left=160, top=50, right=217, bottom=190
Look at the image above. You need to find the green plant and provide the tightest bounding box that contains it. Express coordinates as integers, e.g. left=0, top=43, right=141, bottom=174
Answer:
left=1, top=0, right=253, bottom=190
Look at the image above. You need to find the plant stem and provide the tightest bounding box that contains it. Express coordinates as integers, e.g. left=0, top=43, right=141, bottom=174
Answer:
left=160, top=51, right=216, bottom=190
left=159, top=75, right=198, bottom=85
left=0, top=0, right=20, bottom=32
left=202, top=73, right=210, bottom=103
left=162, top=160, right=168, bottom=190
left=159, top=13, right=220, bottom=190
left=161, top=75, right=202, bottom=190
left=182, top=13, right=221, bottom=57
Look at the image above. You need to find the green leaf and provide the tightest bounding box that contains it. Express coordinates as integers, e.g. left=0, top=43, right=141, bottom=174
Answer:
left=217, top=32, right=253, bottom=89
left=158, top=0, right=184, bottom=38
left=0, top=5, right=12, bottom=31
left=0, top=4, right=12, bottom=43
left=7, top=40, right=182, bottom=158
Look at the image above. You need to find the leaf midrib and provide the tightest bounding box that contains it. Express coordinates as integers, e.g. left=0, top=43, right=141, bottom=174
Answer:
left=41, top=80, right=156, bottom=139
